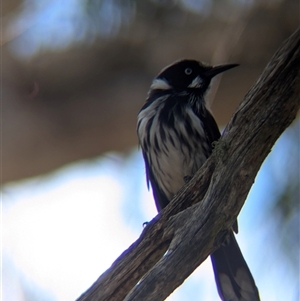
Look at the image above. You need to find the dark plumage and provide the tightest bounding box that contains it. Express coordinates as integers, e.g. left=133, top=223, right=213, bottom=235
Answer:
left=137, top=59, right=260, bottom=301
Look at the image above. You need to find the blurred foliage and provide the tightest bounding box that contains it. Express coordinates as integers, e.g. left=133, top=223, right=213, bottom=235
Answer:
left=2, top=0, right=299, bottom=296
left=270, top=120, right=300, bottom=272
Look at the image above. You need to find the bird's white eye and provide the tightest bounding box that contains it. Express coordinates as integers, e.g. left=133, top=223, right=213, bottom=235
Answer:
left=185, top=68, right=192, bottom=75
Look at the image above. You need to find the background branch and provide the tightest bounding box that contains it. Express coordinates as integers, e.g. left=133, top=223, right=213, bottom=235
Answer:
left=77, top=28, right=300, bottom=301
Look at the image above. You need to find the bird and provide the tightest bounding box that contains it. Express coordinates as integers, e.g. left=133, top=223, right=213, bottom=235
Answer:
left=137, top=59, right=260, bottom=301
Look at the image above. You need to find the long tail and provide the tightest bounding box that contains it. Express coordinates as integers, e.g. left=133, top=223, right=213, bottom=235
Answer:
left=210, top=231, right=260, bottom=301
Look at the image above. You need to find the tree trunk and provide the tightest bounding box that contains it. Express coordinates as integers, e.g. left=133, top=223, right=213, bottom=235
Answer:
left=76, top=28, right=300, bottom=301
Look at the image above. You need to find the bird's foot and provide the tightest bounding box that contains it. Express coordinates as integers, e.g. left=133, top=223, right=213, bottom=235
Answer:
left=184, top=175, right=192, bottom=184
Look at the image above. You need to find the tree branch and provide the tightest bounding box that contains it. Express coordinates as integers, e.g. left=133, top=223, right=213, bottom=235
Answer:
left=76, top=28, right=300, bottom=301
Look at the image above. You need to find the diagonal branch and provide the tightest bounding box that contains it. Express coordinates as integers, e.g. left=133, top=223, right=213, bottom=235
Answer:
left=76, top=28, right=300, bottom=301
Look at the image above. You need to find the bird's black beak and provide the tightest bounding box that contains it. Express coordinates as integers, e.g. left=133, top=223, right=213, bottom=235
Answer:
left=205, top=63, right=239, bottom=79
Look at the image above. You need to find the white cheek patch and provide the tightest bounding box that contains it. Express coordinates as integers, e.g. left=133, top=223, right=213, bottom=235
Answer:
left=188, top=76, right=203, bottom=88
left=150, top=78, right=172, bottom=90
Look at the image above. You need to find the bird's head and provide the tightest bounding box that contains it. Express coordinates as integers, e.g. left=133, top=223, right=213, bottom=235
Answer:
left=150, top=59, right=238, bottom=95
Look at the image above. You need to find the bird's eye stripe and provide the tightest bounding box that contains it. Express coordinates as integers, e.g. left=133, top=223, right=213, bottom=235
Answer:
left=150, top=78, right=172, bottom=90
left=185, top=68, right=192, bottom=75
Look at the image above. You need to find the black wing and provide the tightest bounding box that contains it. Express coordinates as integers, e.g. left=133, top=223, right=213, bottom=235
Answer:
left=142, top=150, right=170, bottom=212
left=201, top=108, right=221, bottom=149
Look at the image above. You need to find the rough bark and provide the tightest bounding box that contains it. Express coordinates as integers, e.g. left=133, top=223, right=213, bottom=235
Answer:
left=76, top=28, right=300, bottom=301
